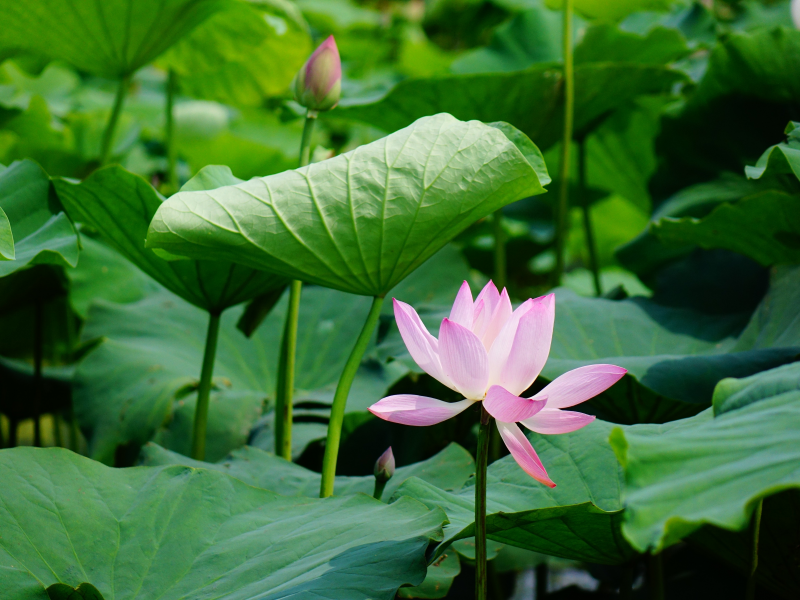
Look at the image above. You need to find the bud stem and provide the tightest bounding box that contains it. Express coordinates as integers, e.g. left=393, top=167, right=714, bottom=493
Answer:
left=475, top=406, right=492, bottom=600
left=373, top=479, right=388, bottom=501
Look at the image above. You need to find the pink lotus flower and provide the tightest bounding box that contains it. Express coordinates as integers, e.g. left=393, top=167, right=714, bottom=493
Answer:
left=292, top=35, right=342, bottom=112
left=368, top=281, right=626, bottom=487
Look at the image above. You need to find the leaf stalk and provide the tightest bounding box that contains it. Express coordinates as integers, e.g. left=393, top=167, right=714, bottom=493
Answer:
left=319, top=295, right=384, bottom=497
left=190, top=311, right=221, bottom=460
left=745, top=498, right=763, bottom=600
left=578, top=140, right=601, bottom=296
left=165, top=69, right=178, bottom=194
left=475, top=405, right=492, bottom=600
left=100, top=75, right=130, bottom=166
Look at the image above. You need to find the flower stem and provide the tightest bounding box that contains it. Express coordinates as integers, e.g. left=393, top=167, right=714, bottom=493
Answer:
left=373, top=479, right=388, bottom=501
left=165, top=69, right=178, bottom=194
left=475, top=406, right=492, bottom=600
left=100, top=75, right=130, bottom=166
left=319, top=295, right=384, bottom=498
left=745, top=499, right=763, bottom=600
left=578, top=140, right=601, bottom=296
left=190, top=311, right=221, bottom=460
left=274, top=112, right=316, bottom=460
left=647, top=552, right=664, bottom=600
left=492, top=210, right=506, bottom=290
left=553, top=0, right=574, bottom=286
left=33, top=300, right=43, bottom=447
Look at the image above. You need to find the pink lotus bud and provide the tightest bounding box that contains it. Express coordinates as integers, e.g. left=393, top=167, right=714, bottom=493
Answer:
left=373, top=446, right=395, bottom=483
left=292, top=35, right=341, bottom=112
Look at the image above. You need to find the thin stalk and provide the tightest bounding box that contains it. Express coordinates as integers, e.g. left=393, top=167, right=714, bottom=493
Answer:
left=33, top=301, right=43, bottom=447
left=319, top=296, right=384, bottom=498
left=648, top=552, right=664, bottom=600
left=190, top=311, right=222, bottom=460
left=165, top=69, right=178, bottom=193
left=100, top=75, right=130, bottom=166
left=373, top=478, right=388, bottom=501
left=492, top=210, right=506, bottom=290
left=536, top=562, right=548, bottom=599
left=475, top=406, right=492, bottom=600
left=274, top=112, right=316, bottom=460
left=619, top=563, right=634, bottom=599
left=745, top=499, right=763, bottom=600
left=553, top=0, right=574, bottom=286
left=274, top=279, right=302, bottom=460
left=578, top=140, right=601, bottom=296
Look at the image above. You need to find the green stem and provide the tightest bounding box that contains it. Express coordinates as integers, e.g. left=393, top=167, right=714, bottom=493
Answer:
left=745, top=499, right=763, bottom=600
left=100, top=75, right=130, bottom=166
left=275, top=279, right=302, bottom=460
left=33, top=301, right=43, bottom=447
left=319, top=296, right=384, bottom=498
left=578, top=140, right=601, bottom=296
left=648, top=552, right=664, bottom=600
left=274, top=112, right=316, bottom=460
left=553, top=0, right=574, bottom=286
left=373, top=478, right=388, bottom=501
left=475, top=406, right=492, bottom=600
left=536, top=562, right=549, bottom=599
left=165, top=69, right=178, bottom=193
left=492, top=210, right=506, bottom=290
left=190, top=311, right=222, bottom=461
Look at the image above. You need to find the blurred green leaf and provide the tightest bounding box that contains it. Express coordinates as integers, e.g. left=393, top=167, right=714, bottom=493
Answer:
left=53, top=165, right=285, bottom=313
left=337, top=64, right=685, bottom=152
left=545, top=0, right=675, bottom=21
left=0, top=159, right=78, bottom=278
left=397, top=551, right=460, bottom=599
left=0, top=0, right=228, bottom=77
left=160, top=0, right=311, bottom=106
left=141, top=441, right=475, bottom=498
left=0, top=447, right=445, bottom=599
left=393, top=419, right=636, bottom=564
left=147, top=114, right=549, bottom=296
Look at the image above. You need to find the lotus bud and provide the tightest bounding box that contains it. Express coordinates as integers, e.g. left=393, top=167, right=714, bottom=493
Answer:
left=372, top=446, right=395, bottom=501
left=292, top=35, right=341, bottom=113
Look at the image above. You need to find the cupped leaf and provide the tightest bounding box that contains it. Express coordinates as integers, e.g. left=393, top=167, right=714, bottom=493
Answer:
left=393, top=419, right=635, bottom=564
left=745, top=121, right=800, bottom=182
left=335, top=64, right=685, bottom=152
left=0, top=447, right=445, bottom=599
left=0, top=160, right=79, bottom=278
left=141, top=441, right=475, bottom=498
left=610, top=363, right=800, bottom=556
left=0, top=0, right=228, bottom=78
left=146, top=114, right=549, bottom=296
left=160, top=0, right=311, bottom=106
left=53, top=165, right=285, bottom=313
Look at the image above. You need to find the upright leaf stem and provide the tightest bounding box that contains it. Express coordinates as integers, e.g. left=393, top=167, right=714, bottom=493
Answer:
left=100, top=75, right=130, bottom=166
left=578, top=140, right=601, bottom=296
left=320, top=296, right=384, bottom=498
left=553, top=0, right=574, bottom=286
left=373, top=478, right=388, bottom=501
left=475, top=406, right=492, bottom=600
left=274, top=112, right=316, bottom=460
left=165, top=69, right=178, bottom=193
left=746, top=499, right=763, bottom=600
left=33, top=300, right=43, bottom=447
left=190, top=311, right=221, bottom=460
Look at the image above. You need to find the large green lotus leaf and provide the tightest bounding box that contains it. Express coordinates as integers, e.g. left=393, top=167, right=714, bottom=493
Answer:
left=335, top=65, right=685, bottom=152
left=146, top=114, right=549, bottom=296
left=615, top=173, right=768, bottom=276
left=141, top=441, right=474, bottom=498
left=745, top=121, right=800, bottom=183
left=53, top=165, right=285, bottom=313
left=75, top=284, right=399, bottom=464
left=0, top=447, right=445, bottom=600
left=651, top=190, right=800, bottom=266
left=0, top=160, right=79, bottom=277
left=654, top=28, right=800, bottom=196
left=610, top=364, right=800, bottom=558
left=0, top=61, right=79, bottom=117
left=0, top=0, right=228, bottom=78
left=160, top=0, right=311, bottom=106
left=393, top=419, right=635, bottom=564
